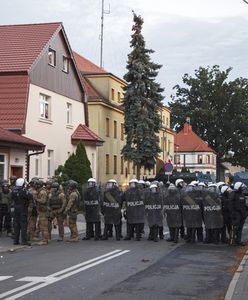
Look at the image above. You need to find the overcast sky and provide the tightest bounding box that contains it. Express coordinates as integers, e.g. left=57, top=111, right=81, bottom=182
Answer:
left=1, top=0, right=248, bottom=102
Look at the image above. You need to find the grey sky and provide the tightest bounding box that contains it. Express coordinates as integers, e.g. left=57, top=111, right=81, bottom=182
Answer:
left=1, top=0, right=248, bottom=102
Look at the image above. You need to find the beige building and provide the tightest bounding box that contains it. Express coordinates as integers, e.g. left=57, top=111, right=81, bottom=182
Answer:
left=74, top=52, right=175, bottom=186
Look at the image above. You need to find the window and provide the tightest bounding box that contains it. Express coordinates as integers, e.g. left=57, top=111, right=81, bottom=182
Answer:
left=35, top=155, right=40, bottom=177
left=121, top=123, right=124, bottom=141
left=111, top=88, right=115, bottom=101
left=106, top=154, right=110, bottom=174
left=62, top=56, right=69, bottom=73
left=166, top=118, right=169, bottom=127
left=127, top=161, right=130, bottom=175
left=206, top=154, right=211, bottom=164
left=117, top=92, right=121, bottom=102
left=161, top=137, right=163, bottom=150
left=114, top=155, right=117, bottom=174
left=91, top=153, right=95, bottom=176
left=66, top=103, right=72, bottom=125
left=168, top=140, right=171, bottom=153
left=114, top=121, right=117, bottom=138
left=0, top=154, right=6, bottom=182
left=106, top=118, right=110, bottom=137
left=132, top=162, right=136, bottom=175
left=198, top=154, right=203, bottom=164
left=48, top=48, right=56, bottom=66
left=175, top=155, right=180, bottom=164
left=121, top=156, right=124, bottom=174
left=40, top=94, right=50, bottom=120
left=164, top=137, right=167, bottom=151
left=47, top=150, right=54, bottom=177
left=162, top=116, right=165, bottom=124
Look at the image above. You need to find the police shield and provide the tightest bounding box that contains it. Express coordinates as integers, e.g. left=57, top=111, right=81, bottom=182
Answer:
left=123, top=187, right=145, bottom=224
left=202, top=190, right=223, bottom=229
left=164, top=188, right=182, bottom=228
left=144, top=190, right=163, bottom=227
left=82, top=184, right=101, bottom=223
left=182, top=189, right=203, bottom=228
left=102, top=186, right=122, bottom=225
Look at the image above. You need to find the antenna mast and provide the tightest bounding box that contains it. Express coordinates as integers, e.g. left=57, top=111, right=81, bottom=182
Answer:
left=100, top=0, right=110, bottom=68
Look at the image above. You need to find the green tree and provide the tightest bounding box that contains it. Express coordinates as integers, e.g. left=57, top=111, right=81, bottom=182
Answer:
left=54, top=141, right=92, bottom=184
left=122, top=12, right=164, bottom=179
left=169, top=65, right=248, bottom=179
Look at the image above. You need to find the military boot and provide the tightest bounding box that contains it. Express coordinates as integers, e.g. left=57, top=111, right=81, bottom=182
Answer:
left=174, top=228, right=179, bottom=243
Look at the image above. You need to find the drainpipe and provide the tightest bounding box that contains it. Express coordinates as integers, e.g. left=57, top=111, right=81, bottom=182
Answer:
left=26, top=146, right=45, bottom=181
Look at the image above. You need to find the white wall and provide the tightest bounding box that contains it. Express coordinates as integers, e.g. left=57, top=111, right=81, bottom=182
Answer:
left=25, top=83, right=87, bottom=180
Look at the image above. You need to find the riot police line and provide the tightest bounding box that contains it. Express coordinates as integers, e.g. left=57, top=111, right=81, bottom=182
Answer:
left=0, top=176, right=247, bottom=246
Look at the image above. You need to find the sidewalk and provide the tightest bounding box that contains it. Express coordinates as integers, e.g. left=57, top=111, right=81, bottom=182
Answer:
left=0, top=215, right=87, bottom=254
left=225, top=248, right=248, bottom=300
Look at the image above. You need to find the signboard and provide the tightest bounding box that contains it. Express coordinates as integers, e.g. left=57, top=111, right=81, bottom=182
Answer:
left=164, top=161, right=173, bottom=173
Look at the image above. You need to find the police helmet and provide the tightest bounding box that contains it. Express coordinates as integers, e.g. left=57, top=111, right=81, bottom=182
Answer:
left=221, top=185, right=230, bottom=194
left=216, top=182, right=225, bottom=190
left=51, top=182, right=60, bottom=189
left=16, top=178, right=25, bottom=187
left=129, top=178, right=138, bottom=188
left=145, top=181, right=151, bottom=187
left=198, top=182, right=206, bottom=187
left=234, top=182, right=247, bottom=191
left=68, top=180, right=78, bottom=189
left=36, top=180, right=44, bottom=188
left=175, top=179, right=184, bottom=188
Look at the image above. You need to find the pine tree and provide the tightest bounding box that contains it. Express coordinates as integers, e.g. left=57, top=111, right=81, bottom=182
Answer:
left=122, top=12, right=164, bottom=179
left=54, top=141, right=92, bottom=184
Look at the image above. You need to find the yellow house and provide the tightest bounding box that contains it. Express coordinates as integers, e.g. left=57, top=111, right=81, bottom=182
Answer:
left=74, top=52, right=175, bottom=186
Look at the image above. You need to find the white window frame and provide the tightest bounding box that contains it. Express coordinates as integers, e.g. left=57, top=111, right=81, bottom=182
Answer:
left=0, top=154, right=7, bottom=181
left=66, top=103, right=72, bottom=125
left=47, top=150, right=54, bottom=178
left=62, top=56, right=69, bottom=73
left=40, top=94, right=51, bottom=120
left=48, top=48, right=56, bottom=66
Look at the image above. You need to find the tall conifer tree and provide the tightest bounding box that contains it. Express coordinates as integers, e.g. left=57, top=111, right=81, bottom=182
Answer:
left=122, top=12, right=164, bottom=179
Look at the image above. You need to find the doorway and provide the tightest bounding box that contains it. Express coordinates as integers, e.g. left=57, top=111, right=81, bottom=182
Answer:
left=11, top=166, right=23, bottom=178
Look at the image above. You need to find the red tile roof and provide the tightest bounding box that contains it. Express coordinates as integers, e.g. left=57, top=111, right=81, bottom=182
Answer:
left=0, top=127, right=44, bottom=150
left=0, top=22, right=61, bottom=72
left=81, top=77, right=101, bottom=100
left=71, top=124, right=104, bottom=145
left=0, top=75, right=29, bottom=129
left=73, top=51, right=107, bottom=74
left=175, top=123, right=215, bottom=153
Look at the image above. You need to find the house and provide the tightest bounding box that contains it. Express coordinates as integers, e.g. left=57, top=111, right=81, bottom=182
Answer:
left=174, top=122, right=216, bottom=180
left=74, top=52, right=175, bottom=185
left=0, top=127, right=44, bottom=181
left=0, top=22, right=103, bottom=180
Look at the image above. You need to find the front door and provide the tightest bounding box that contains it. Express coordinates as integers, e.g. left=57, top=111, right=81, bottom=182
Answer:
left=11, top=166, right=23, bottom=178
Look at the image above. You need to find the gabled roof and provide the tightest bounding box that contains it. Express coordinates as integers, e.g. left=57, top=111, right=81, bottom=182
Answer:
left=0, top=22, right=62, bottom=73
left=71, top=124, right=104, bottom=145
left=0, top=75, right=29, bottom=130
left=175, top=123, right=215, bottom=153
left=0, top=127, right=45, bottom=150
left=81, top=77, right=101, bottom=100
left=73, top=51, right=107, bottom=75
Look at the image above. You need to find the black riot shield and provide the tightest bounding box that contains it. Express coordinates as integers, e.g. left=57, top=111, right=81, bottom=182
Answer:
left=123, top=187, right=145, bottom=224
left=144, top=191, right=163, bottom=227
left=202, top=190, right=223, bottom=229
left=102, top=187, right=121, bottom=225
left=83, top=186, right=101, bottom=223
left=182, top=189, right=203, bottom=228
left=164, top=188, right=182, bottom=228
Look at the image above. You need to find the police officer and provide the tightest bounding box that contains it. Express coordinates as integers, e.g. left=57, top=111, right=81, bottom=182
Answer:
left=82, top=178, right=101, bottom=241
left=11, top=178, right=32, bottom=245
left=48, top=182, right=66, bottom=241
left=0, top=181, right=12, bottom=237
left=220, top=185, right=233, bottom=243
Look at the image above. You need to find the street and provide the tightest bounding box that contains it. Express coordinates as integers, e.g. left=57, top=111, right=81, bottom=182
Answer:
left=0, top=222, right=247, bottom=300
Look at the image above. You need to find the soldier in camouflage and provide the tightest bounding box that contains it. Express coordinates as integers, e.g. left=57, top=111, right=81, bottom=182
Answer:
left=0, top=181, right=12, bottom=237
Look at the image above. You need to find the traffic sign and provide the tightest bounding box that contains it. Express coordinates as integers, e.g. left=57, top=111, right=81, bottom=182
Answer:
left=164, top=161, right=173, bottom=172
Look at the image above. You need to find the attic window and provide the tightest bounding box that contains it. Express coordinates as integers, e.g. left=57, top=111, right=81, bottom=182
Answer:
left=63, top=56, right=69, bottom=73
left=48, top=48, right=56, bottom=66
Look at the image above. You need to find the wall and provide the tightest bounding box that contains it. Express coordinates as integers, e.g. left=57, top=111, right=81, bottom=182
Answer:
left=25, top=83, right=86, bottom=180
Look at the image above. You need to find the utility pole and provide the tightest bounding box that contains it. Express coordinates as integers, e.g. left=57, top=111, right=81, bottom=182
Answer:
left=100, top=0, right=110, bottom=68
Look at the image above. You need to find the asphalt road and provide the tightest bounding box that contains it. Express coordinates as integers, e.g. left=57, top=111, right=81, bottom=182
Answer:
left=0, top=224, right=247, bottom=300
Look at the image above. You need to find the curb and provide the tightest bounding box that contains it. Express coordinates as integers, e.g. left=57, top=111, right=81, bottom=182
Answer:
left=225, top=250, right=248, bottom=300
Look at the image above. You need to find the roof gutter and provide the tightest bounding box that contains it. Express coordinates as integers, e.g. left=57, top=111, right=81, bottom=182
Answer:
left=26, top=146, right=45, bottom=181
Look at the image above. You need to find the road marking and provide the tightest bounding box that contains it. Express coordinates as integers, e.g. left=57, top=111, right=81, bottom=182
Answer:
left=0, top=249, right=130, bottom=300
left=0, top=276, right=13, bottom=282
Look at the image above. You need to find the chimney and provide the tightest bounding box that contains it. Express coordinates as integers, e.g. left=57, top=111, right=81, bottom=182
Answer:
left=183, top=122, right=192, bottom=134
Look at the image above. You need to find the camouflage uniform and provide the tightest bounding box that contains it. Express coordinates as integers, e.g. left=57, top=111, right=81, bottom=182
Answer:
left=48, top=184, right=66, bottom=241
left=0, top=184, right=12, bottom=236
left=35, top=184, right=49, bottom=245
left=27, top=185, right=38, bottom=241
left=64, top=182, right=79, bottom=242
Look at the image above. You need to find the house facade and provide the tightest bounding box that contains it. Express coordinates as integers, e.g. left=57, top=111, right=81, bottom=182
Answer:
left=74, top=52, right=175, bottom=186
left=174, top=122, right=217, bottom=180
left=0, top=23, right=102, bottom=180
